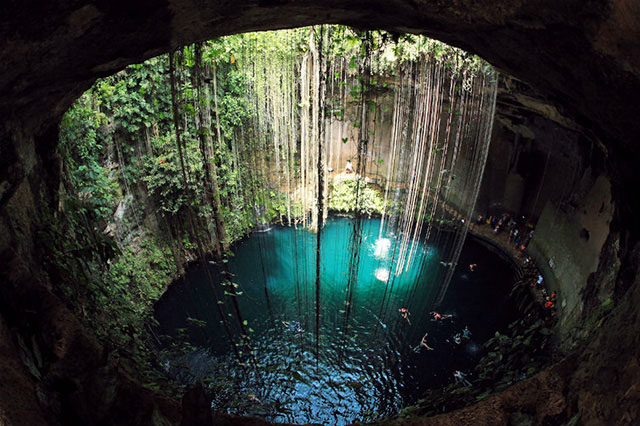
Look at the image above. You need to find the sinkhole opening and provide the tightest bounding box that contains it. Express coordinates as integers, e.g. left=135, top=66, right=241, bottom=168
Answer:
left=54, top=24, right=554, bottom=425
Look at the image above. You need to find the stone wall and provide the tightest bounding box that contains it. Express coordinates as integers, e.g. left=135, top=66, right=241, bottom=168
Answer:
left=3, top=0, right=640, bottom=424
left=529, top=174, right=615, bottom=344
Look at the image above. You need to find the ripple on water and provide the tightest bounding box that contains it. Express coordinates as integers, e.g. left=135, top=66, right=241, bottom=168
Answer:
left=154, top=217, right=519, bottom=425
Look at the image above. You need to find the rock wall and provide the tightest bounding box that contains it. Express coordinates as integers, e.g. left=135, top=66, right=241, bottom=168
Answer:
left=472, top=79, right=619, bottom=348
left=529, top=174, right=615, bottom=345
left=475, top=77, right=593, bottom=222
left=2, top=0, right=640, bottom=425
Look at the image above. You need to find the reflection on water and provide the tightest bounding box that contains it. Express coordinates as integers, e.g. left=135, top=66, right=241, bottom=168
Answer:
left=374, top=268, right=390, bottom=282
left=154, top=217, right=517, bottom=425
left=373, top=237, right=392, bottom=259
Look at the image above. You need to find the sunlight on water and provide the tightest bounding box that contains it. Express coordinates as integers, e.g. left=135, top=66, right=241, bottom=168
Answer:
left=154, top=217, right=518, bottom=425
left=375, top=268, right=390, bottom=282
left=373, top=238, right=391, bottom=259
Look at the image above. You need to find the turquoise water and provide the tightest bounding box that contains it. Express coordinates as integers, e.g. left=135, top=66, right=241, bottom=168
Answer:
left=155, top=217, right=517, bottom=424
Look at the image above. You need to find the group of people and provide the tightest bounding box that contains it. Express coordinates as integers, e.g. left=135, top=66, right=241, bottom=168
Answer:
left=476, top=213, right=535, bottom=252
left=395, top=211, right=556, bottom=391
left=452, top=325, right=472, bottom=345
left=429, top=311, right=472, bottom=345
left=399, top=309, right=474, bottom=387
left=530, top=273, right=558, bottom=310
left=476, top=212, right=559, bottom=313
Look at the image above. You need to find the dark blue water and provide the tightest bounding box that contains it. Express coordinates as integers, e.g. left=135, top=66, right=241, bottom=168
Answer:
left=154, top=217, right=517, bottom=424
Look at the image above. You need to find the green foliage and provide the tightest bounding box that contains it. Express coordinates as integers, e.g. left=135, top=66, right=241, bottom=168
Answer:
left=142, top=135, right=205, bottom=215
left=40, top=196, right=178, bottom=387
left=52, top=25, right=494, bottom=395
left=328, top=175, right=388, bottom=216
left=101, top=236, right=177, bottom=335
left=59, top=96, right=119, bottom=221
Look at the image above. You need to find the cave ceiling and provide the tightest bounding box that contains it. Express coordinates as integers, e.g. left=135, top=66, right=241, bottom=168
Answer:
left=0, top=0, right=639, bottom=153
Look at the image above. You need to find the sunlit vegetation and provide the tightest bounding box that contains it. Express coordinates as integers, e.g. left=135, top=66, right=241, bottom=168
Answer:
left=50, top=25, right=495, bottom=390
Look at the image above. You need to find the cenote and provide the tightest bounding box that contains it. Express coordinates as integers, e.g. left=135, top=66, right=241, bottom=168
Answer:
left=45, top=25, right=545, bottom=426
left=154, top=217, right=518, bottom=425
left=3, top=3, right=635, bottom=424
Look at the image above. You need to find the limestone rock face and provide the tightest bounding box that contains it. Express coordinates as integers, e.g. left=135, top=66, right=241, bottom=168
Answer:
left=1, top=1, right=640, bottom=425
left=1, top=1, right=639, bottom=149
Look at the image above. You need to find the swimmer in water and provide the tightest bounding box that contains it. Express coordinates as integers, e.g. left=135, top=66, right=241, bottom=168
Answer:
left=430, top=311, right=453, bottom=321
left=453, top=370, right=472, bottom=387
left=413, top=333, right=434, bottom=352
left=453, top=333, right=462, bottom=344
left=463, top=326, right=471, bottom=339
left=282, top=320, right=304, bottom=333
left=469, top=263, right=477, bottom=272
left=399, top=307, right=411, bottom=325
left=247, top=394, right=262, bottom=404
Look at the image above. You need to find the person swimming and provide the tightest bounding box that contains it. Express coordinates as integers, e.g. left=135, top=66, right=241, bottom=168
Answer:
left=453, top=370, right=472, bottom=387
left=413, top=333, right=434, bottom=353
left=430, top=311, right=453, bottom=321
left=453, top=333, right=462, bottom=344
left=399, top=307, right=411, bottom=324
left=247, top=394, right=262, bottom=404
left=282, top=320, right=304, bottom=333
left=463, top=326, right=472, bottom=339
left=469, top=263, right=477, bottom=272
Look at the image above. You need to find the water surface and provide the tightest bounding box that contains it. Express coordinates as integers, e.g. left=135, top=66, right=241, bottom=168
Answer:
left=154, top=217, right=517, bottom=424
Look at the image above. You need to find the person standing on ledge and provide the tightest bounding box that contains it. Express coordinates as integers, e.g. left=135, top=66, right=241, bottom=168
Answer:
left=345, top=160, right=354, bottom=173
